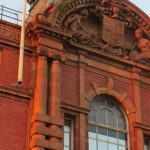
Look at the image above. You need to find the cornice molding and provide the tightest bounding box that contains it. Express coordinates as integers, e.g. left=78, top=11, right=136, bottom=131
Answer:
left=69, top=41, right=150, bottom=72
left=26, top=20, right=72, bottom=42
left=122, top=0, right=150, bottom=36
left=61, top=102, right=90, bottom=114
left=0, top=85, right=32, bottom=101
left=135, top=122, right=150, bottom=131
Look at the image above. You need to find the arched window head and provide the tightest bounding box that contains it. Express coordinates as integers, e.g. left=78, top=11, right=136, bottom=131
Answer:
left=88, top=94, right=129, bottom=150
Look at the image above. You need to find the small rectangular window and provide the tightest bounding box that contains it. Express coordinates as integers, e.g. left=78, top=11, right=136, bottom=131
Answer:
left=64, top=119, right=73, bottom=150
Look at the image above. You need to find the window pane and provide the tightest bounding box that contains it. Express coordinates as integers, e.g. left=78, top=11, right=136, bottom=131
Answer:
left=89, top=110, right=97, bottom=122
left=118, top=115, right=126, bottom=129
left=89, top=124, right=96, bottom=138
left=64, top=119, right=72, bottom=149
left=98, top=109, right=106, bottom=125
left=108, top=129, right=117, bottom=143
left=89, top=138, right=97, bottom=150
left=64, top=133, right=70, bottom=146
left=144, top=145, right=148, bottom=150
left=119, top=146, right=126, bottom=150
left=98, top=127, right=107, bottom=141
left=144, top=138, right=149, bottom=150
left=94, top=96, right=106, bottom=107
left=88, top=95, right=128, bottom=150
left=107, top=110, right=117, bottom=128
left=119, top=133, right=127, bottom=146
left=106, top=99, right=114, bottom=108
left=64, top=126, right=70, bottom=133
left=64, top=146, right=70, bottom=150
left=64, top=120, right=71, bottom=132
left=113, top=106, right=122, bottom=116
left=98, top=141, right=107, bottom=150
left=108, top=143, right=117, bottom=150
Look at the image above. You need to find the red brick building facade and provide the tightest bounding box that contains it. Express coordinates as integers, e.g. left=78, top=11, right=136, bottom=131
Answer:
left=0, top=0, right=150, bottom=150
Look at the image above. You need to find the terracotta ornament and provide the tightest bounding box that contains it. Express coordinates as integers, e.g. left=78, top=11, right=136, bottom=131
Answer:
left=111, top=0, right=121, bottom=18
left=134, top=28, right=150, bottom=63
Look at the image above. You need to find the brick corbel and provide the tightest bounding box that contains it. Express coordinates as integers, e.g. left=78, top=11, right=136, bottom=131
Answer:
left=31, top=124, right=64, bottom=139
left=30, top=137, right=63, bottom=150
left=30, top=113, right=64, bottom=149
left=31, top=113, right=64, bottom=127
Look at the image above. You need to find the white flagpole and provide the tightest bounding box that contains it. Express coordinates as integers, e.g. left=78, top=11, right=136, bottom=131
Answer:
left=18, top=0, right=26, bottom=84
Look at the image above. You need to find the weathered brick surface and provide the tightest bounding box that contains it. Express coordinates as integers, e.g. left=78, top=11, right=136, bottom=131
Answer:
left=0, top=97, right=29, bottom=150
left=140, top=87, right=150, bottom=124
left=85, top=70, right=106, bottom=92
left=61, top=64, right=79, bottom=105
left=113, top=79, right=134, bottom=103
left=0, top=48, right=32, bottom=91
left=85, top=70, right=134, bottom=104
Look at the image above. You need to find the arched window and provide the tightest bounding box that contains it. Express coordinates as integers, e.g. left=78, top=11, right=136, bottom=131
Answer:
left=88, top=94, right=128, bottom=150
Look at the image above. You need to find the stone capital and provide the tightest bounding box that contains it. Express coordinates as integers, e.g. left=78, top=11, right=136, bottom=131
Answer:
left=37, top=46, right=66, bottom=63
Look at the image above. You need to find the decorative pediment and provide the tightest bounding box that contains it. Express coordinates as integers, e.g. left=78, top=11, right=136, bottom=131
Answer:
left=52, top=0, right=149, bottom=33
left=44, top=0, right=150, bottom=65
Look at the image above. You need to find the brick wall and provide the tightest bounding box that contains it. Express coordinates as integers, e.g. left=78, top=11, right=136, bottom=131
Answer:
left=61, top=64, right=79, bottom=105
left=0, top=97, right=29, bottom=150
left=140, top=87, right=150, bottom=125
left=0, top=48, right=32, bottom=91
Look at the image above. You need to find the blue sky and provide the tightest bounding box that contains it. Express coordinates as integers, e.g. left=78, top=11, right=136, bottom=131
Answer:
left=130, top=0, right=150, bottom=17
left=0, top=0, right=149, bottom=16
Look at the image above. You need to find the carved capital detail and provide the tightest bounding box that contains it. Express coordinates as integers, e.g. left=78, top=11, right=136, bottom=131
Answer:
left=37, top=48, right=48, bottom=57
left=47, top=49, right=66, bottom=62
left=37, top=46, right=66, bottom=62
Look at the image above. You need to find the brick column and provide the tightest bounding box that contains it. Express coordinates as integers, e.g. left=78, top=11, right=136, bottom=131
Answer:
left=48, top=50, right=66, bottom=149
left=30, top=46, right=65, bottom=150
left=49, top=59, right=62, bottom=148
left=132, top=68, right=144, bottom=150
left=31, top=54, right=48, bottom=150
left=50, top=60, right=61, bottom=117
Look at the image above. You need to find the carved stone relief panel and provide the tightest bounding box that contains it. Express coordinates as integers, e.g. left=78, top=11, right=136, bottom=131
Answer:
left=46, top=0, right=150, bottom=65
left=63, top=8, right=102, bottom=48
left=132, top=28, right=150, bottom=64
left=62, top=6, right=150, bottom=65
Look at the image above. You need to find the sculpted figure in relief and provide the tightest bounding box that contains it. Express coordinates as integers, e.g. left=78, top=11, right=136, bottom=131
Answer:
left=134, top=28, right=150, bottom=63
left=64, top=9, right=105, bottom=48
